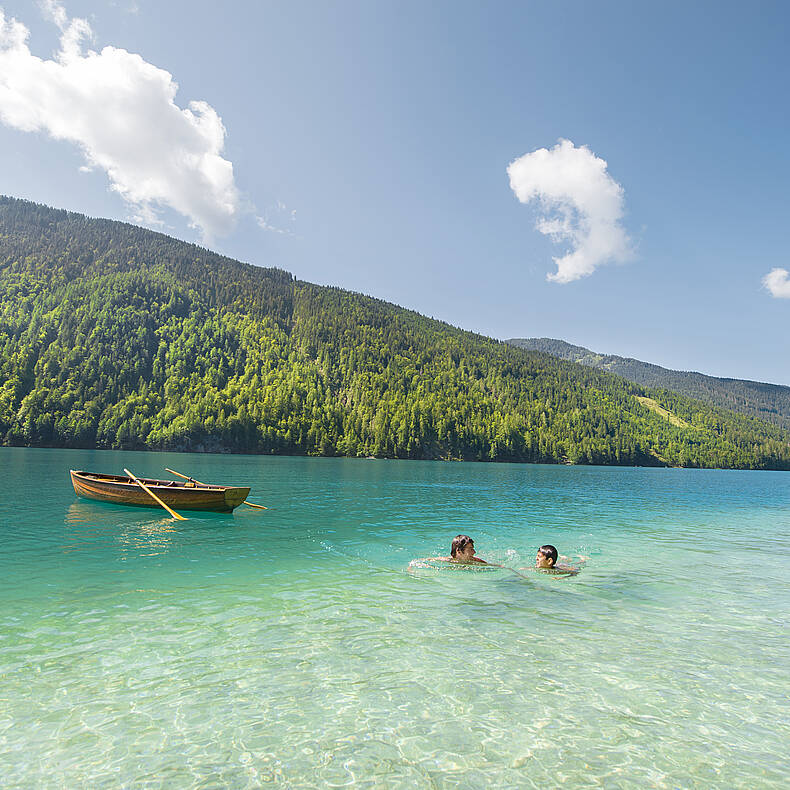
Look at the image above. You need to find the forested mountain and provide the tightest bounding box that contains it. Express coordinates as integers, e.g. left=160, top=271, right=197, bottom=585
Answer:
left=2, top=196, right=789, bottom=469
left=508, top=337, right=790, bottom=431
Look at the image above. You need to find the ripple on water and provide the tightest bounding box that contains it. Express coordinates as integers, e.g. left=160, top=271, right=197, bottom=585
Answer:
left=1, top=450, right=789, bottom=788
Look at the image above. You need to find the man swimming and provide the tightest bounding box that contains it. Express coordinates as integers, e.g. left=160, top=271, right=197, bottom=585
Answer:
left=532, top=544, right=579, bottom=575
left=409, top=535, right=536, bottom=579
left=413, top=534, right=498, bottom=566
left=535, top=544, right=559, bottom=569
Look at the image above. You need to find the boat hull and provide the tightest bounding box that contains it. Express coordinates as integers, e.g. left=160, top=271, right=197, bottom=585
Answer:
left=70, top=470, right=250, bottom=513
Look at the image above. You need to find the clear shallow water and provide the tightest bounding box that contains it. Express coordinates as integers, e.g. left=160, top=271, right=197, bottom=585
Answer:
left=1, top=448, right=789, bottom=788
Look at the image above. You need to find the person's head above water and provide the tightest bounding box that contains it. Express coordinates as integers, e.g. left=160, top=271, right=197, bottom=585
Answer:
left=450, top=534, right=476, bottom=561
left=536, top=545, right=558, bottom=569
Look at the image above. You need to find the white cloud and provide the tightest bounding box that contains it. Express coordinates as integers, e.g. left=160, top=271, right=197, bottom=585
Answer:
left=0, top=3, right=240, bottom=240
left=508, top=138, right=632, bottom=283
left=762, top=268, right=790, bottom=298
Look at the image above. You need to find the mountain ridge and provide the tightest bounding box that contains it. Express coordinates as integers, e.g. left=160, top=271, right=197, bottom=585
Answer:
left=2, top=195, right=789, bottom=469
left=507, top=337, right=790, bottom=431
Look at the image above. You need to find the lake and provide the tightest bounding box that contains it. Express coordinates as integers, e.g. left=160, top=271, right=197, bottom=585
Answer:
left=1, top=447, right=788, bottom=788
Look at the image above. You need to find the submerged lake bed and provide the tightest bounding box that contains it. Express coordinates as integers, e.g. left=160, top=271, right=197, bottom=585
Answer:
left=1, top=447, right=789, bottom=788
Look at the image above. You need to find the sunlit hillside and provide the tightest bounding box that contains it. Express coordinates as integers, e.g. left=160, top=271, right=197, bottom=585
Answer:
left=2, top=197, right=789, bottom=469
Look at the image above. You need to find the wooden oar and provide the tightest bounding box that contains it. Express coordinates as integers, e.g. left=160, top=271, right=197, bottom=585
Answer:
left=166, top=467, right=204, bottom=485
left=124, top=468, right=187, bottom=521
left=165, top=468, right=268, bottom=510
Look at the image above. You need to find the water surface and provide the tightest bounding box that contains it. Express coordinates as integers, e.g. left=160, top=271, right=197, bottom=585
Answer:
left=1, top=448, right=788, bottom=787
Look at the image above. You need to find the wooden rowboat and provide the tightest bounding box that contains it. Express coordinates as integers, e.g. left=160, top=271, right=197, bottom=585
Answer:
left=70, top=470, right=251, bottom=513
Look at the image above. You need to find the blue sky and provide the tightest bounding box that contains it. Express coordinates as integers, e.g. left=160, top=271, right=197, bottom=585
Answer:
left=1, top=1, right=788, bottom=384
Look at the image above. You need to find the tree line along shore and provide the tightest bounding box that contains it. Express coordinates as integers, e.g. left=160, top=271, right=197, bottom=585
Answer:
left=2, top=196, right=790, bottom=470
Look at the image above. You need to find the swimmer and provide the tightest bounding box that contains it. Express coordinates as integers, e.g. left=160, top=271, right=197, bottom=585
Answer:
left=523, top=544, right=580, bottom=576
left=409, top=535, right=534, bottom=579
left=414, top=534, right=499, bottom=566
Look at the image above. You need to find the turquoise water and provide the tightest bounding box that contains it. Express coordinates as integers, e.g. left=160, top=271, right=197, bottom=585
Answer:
left=1, top=447, right=789, bottom=788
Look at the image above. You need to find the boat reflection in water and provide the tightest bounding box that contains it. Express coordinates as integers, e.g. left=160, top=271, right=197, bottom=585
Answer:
left=65, top=502, right=177, bottom=559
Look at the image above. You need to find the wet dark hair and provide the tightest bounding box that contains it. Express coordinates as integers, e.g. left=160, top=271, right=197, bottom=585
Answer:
left=538, top=545, right=558, bottom=566
left=451, top=534, right=474, bottom=558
